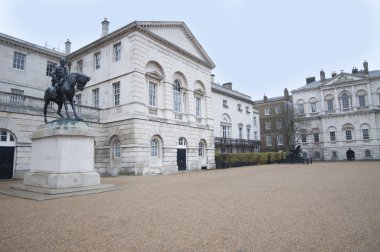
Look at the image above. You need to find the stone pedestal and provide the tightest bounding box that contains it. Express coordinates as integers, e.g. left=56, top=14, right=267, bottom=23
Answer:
left=23, top=119, right=100, bottom=189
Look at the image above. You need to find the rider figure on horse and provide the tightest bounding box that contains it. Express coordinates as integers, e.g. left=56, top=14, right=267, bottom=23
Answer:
left=51, top=58, right=68, bottom=99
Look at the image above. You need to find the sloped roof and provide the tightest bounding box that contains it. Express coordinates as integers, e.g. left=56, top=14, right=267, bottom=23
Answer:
left=291, top=70, right=380, bottom=93
left=68, top=21, right=215, bottom=69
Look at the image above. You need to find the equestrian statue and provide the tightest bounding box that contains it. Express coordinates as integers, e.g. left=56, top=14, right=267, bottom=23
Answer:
left=44, top=58, right=90, bottom=123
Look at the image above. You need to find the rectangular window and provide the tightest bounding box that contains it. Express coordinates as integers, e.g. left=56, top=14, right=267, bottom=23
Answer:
left=314, top=133, right=319, bottom=142
left=301, top=133, right=307, bottom=143
left=93, top=88, right=99, bottom=108
left=327, top=100, right=334, bottom=112
left=266, top=136, right=272, bottom=146
left=247, top=128, right=250, bottom=140
left=264, top=107, right=270, bottom=115
left=253, top=116, right=257, bottom=126
left=246, top=106, right=250, bottom=113
left=265, top=121, right=271, bottom=130
left=311, top=102, right=317, bottom=113
left=94, top=52, right=101, bottom=69
left=222, top=125, right=230, bottom=138
left=0, top=131, right=6, bottom=141
left=75, top=94, right=81, bottom=106
left=196, top=97, right=201, bottom=117
left=275, top=106, right=281, bottom=114
left=149, top=82, right=157, bottom=107
left=10, top=88, right=24, bottom=104
left=330, top=131, right=336, bottom=141
left=239, top=127, right=243, bottom=139
left=174, top=89, right=181, bottom=112
left=362, top=129, right=369, bottom=140
left=113, top=82, right=120, bottom=106
left=223, top=99, right=228, bottom=108
left=276, top=120, right=282, bottom=129
left=77, top=60, right=83, bottom=73
left=358, top=96, right=366, bottom=107
left=345, top=130, right=352, bottom=140
left=277, top=135, right=283, bottom=146
left=237, top=104, right=242, bottom=111
left=298, top=104, right=304, bottom=115
left=46, top=61, right=57, bottom=76
left=114, top=43, right=121, bottom=61
left=13, top=52, right=26, bottom=70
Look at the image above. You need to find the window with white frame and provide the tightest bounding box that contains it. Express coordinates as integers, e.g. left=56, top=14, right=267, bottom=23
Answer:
left=0, top=130, right=15, bottom=143
left=77, top=60, right=83, bottom=73
left=276, top=120, right=282, bottom=129
left=173, top=80, right=182, bottom=112
left=345, top=130, right=352, bottom=140
left=266, top=136, right=272, bottom=146
left=221, top=125, right=231, bottom=138
left=238, top=126, right=243, bottom=139
left=178, top=137, right=187, bottom=146
left=265, top=121, right=271, bottom=130
left=46, top=61, right=57, bottom=76
left=362, top=129, right=369, bottom=140
left=342, top=93, right=350, bottom=109
left=113, top=140, right=121, bottom=158
left=310, top=102, right=317, bottom=113
left=277, top=135, right=284, bottom=146
left=314, top=132, right=319, bottom=142
left=264, top=107, right=271, bottom=115
left=13, top=52, right=26, bottom=70
left=327, top=99, right=334, bottom=112
left=275, top=106, right=281, bottom=114
left=198, top=142, right=204, bottom=157
left=93, top=88, right=99, bottom=108
left=94, top=52, right=101, bottom=69
left=330, top=131, right=336, bottom=141
left=358, top=95, right=366, bottom=107
left=114, top=43, right=121, bottom=61
left=195, top=96, right=201, bottom=117
left=151, top=139, right=158, bottom=157
left=149, top=81, right=157, bottom=107
left=113, top=82, right=120, bottom=106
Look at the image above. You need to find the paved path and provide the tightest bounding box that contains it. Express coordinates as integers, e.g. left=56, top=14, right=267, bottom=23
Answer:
left=1, top=161, right=380, bottom=251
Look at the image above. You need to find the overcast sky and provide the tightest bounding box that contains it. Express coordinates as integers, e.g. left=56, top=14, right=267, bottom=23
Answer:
left=1, top=0, right=380, bottom=100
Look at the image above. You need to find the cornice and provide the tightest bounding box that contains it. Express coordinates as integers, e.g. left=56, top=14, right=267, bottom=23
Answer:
left=0, top=33, right=65, bottom=59
left=211, top=85, right=253, bottom=105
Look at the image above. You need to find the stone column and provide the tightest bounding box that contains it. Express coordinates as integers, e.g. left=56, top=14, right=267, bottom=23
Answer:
left=320, top=90, right=325, bottom=113
left=334, top=89, right=339, bottom=112
left=367, top=82, right=373, bottom=108
left=351, top=86, right=356, bottom=110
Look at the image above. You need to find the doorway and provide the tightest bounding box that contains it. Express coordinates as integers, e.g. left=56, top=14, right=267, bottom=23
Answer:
left=346, top=149, right=355, bottom=161
left=0, top=147, right=15, bottom=179
left=177, top=149, right=186, bottom=171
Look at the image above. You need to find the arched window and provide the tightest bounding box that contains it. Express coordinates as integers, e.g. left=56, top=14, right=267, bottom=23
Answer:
left=198, top=142, right=204, bottom=157
left=178, top=137, right=187, bottom=147
left=325, top=94, right=334, bottom=112
left=297, top=99, right=305, bottom=115
left=113, top=140, right=121, bottom=158
left=309, top=97, right=317, bottom=113
left=332, top=151, right=338, bottom=159
left=173, top=80, right=181, bottom=112
left=0, top=130, right=15, bottom=146
left=342, top=93, right=350, bottom=109
left=151, top=139, right=159, bottom=157
left=342, top=124, right=354, bottom=141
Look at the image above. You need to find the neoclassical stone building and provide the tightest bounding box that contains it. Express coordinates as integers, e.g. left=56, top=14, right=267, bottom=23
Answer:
left=0, top=20, right=216, bottom=178
left=291, top=61, right=380, bottom=161
left=212, top=80, right=260, bottom=154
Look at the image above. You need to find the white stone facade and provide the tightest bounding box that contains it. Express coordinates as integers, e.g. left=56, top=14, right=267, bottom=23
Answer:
left=212, top=82, right=260, bottom=153
left=0, top=21, right=217, bottom=178
left=291, top=64, right=380, bottom=161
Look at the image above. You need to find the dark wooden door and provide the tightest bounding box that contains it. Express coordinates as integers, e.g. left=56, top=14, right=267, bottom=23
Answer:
left=0, top=147, right=14, bottom=179
left=177, top=149, right=186, bottom=171
left=346, top=149, right=355, bottom=161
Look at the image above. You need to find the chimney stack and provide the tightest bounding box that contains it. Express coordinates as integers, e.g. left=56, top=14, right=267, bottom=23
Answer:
left=306, top=76, right=316, bottom=84
left=363, top=60, right=368, bottom=75
left=222, top=82, right=232, bottom=90
left=284, top=88, right=289, bottom=101
left=264, top=94, right=268, bottom=102
left=211, top=74, right=215, bottom=83
left=320, top=69, right=325, bottom=82
left=331, top=71, right=337, bottom=77
left=101, top=18, right=110, bottom=37
left=352, top=67, right=358, bottom=74
left=65, top=39, right=71, bottom=54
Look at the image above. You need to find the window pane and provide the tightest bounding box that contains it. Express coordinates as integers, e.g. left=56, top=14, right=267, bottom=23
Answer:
left=330, top=131, right=336, bottom=141
left=114, top=43, right=121, bottom=61
left=149, top=82, right=157, bottom=107
left=113, top=82, right=120, bottom=106
left=342, top=93, right=349, bottom=108
left=13, top=52, right=26, bottom=70
left=327, top=100, right=334, bottom=112
left=1, top=131, right=7, bottom=141
left=362, top=129, right=369, bottom=139
left=358, top=96, right=366, bottom=107
left=345, top=130, right=352, bottom=140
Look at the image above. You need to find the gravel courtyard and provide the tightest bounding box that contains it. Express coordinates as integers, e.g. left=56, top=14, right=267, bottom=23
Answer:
left=1, top=161, right=380, bottom=251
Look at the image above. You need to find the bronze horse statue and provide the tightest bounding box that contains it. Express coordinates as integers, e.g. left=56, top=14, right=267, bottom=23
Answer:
left=44, top=72, right=90, bottom=123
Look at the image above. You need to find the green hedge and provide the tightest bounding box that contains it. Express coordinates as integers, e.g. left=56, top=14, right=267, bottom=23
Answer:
left=215, top=152, right=287, bottom=168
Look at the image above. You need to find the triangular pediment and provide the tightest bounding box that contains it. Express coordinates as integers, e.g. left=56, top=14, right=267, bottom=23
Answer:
left=145, top=71, right=163, bottom=81
left=322, top=73, right=366, bottom=86
left=135, top=21, right=215, bottom=68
